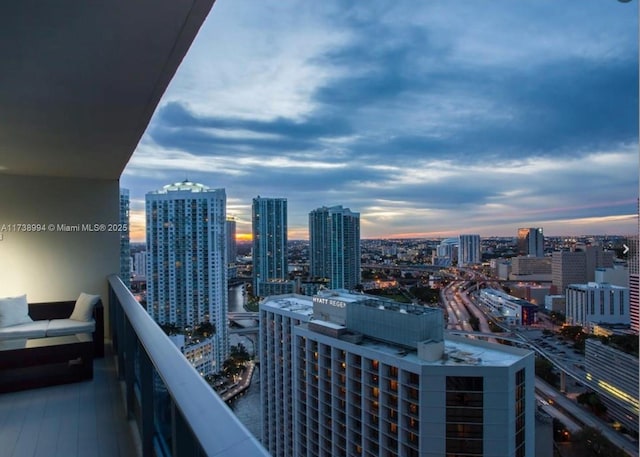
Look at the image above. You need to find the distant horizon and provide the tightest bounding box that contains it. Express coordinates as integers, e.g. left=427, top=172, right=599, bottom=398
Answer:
left=128, top=230, right=636, bottom=245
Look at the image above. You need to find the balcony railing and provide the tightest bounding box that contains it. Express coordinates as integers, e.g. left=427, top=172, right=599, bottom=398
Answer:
left=108, top=274, right=270, bottom=457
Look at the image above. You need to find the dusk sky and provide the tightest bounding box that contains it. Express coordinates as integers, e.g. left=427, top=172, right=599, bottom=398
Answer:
left=122, top=0, right=639, bottom=242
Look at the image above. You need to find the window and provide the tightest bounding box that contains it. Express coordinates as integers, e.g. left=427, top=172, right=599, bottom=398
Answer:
left=446, top=376, right=483, bottom=456
left=515, top=369, right=526, bottom=457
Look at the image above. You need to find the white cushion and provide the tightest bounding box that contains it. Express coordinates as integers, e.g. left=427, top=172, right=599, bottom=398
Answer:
left=0, top=320, right=48, bottom=339
left=0, top=294, right=33, bottom=328
left=46, top=318, right=95, bottom=337
left=69, top=293, right=100, bottom=322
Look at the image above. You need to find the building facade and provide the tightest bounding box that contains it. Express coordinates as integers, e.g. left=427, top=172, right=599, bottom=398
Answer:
left=146, top=180, right=228, bottom=371
left=510, top=256, right=551, bottom=279
left=565, top=282, right=630, bottom=330
left=119, top=188, right=131, bottom=288
left=309, top=206, right=361, bottom=290
left=629, top=235, right=639, bottom=333
left=551, top=246, right=615, bottom=295
left=551, top=251, right=587, bottom=295
left=226, top=216, right=237, bottom=264
left=585, top=339, right=638, bottom=434
left=478, top=288, right=538, bottom=326
left=595, top=266, right=629, bottom=288
left=517, top=227, right=544, bottom=257
left=458, top=234, right=481, bottom=267
left=260, top=291, right=535, bottom=457
left=434, top=237, right=458, bottom=267
left=169, top=334, right=215, bottom=376
left=252, top=197, right=288, bottom=297
left=132, top=251, right=147, bottom=280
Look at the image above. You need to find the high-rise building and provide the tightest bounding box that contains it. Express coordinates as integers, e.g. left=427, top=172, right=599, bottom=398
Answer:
left=226, top=216, right=237, bottom=264
left=132, top=251, right=147, bottom=279
left=552, top=251, right=587, bottom=295
left=146, top=180, right=228, bottom=371
left=517, top=227, right=544, bottom=257
left=627, top=235, right=639, bottom=333
left=252, top=197, right=288, bottom=297
left=260, top=290, right=535, bottom=457
left=309, top=205, right=361, bottom=290
left=119, top=188, right=131, bottom=288
left=434, top=237, right=458, bottom=267
left=458, top=234, right=481, bottom=267
left=551, top=246, right=614, bottom=295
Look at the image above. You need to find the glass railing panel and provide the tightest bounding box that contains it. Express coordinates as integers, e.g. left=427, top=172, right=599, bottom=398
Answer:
left=153, top=368, right=173, bottom=457
left=108, top=275, right=270, bottom=457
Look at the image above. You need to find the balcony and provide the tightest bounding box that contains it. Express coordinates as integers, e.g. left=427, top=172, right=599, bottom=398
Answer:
left=0, top=2, right=270, bottom=455
left=1, top=275, right=269, bottom=457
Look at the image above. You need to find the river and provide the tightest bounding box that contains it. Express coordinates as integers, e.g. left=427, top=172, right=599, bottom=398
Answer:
left=228, top=282, right=247, bottom=313
left=228, top=365, right=262, bottom=441
left=227, top=282, right=262, bottom=441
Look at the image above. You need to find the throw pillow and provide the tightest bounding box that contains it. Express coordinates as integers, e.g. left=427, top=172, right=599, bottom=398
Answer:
left=0, top=294, right=33, bottom=328
left=69, top=292, right=100, bottom=322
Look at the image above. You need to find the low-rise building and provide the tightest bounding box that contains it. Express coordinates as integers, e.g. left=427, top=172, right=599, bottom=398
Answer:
left=565, top=282, right=629, bottom=331
left=478, top=288, right=538, bottom=326
left=543, top=295, right=565, bottom=313
left=170, top=334, right=215, bottom=375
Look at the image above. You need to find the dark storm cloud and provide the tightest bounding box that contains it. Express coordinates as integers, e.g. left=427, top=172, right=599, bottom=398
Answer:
left=310, top=31, right=638, bottom=162
left=149, top=102, right=354, bottom=156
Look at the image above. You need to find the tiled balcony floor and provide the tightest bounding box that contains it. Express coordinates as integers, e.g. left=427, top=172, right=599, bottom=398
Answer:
left=0, top=348, right=139, bottom=457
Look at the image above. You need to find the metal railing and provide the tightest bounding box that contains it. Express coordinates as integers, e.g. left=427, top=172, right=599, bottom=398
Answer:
left=108, top=275, right=270, bottom=457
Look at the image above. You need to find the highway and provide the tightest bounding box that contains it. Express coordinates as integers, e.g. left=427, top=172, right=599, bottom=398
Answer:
left=443, top=267, right=639, bottom=457
left=536, top=379, right=639, bottom=457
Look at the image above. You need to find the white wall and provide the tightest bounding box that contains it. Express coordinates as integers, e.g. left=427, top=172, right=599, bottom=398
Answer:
left=0, top=174, right=120, bottom=324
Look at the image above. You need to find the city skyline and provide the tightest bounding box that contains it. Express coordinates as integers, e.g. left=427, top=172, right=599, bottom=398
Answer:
left=121, top=1, right=638, bottom=242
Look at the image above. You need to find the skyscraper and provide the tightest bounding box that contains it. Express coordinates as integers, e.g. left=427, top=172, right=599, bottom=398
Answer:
left=119, top=188, right=131, bottom=288
left=628, top=235, right=639, bottom=333
left=260, top=291, right=535, bottom=457
left=252, top=197, right=288, bottom=297
left=517, top=227, right=544, bottom=257
left=309, top=205, right=361, bottom=290
left=146, top=180, right=228, bottom=370
left=226, top=216, right=237, bottom=264
left=458, top=234, right=481, bottom=267
left=551, top=245, right=615, bottom=296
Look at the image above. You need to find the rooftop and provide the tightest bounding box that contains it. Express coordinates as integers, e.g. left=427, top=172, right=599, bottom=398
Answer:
left=263, top=292, right=530, bottom=368
left=260, top=294, right=314, bottom=318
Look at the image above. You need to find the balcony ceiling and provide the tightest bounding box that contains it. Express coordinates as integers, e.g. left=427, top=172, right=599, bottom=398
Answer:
left=0, top=0, right=215, bottom=180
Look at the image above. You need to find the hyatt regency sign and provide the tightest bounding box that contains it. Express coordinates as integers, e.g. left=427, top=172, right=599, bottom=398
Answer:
left=314, top=297, right=346, bottom=308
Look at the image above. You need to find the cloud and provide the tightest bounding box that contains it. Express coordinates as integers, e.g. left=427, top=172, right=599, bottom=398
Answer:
left=123, top=0, right=638, bottom=240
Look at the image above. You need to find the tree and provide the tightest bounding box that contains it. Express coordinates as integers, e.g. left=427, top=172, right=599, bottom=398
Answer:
left=159, top=323, right=179, bottom=336
left=559, top=325, right=590, bottom=350
left=230, top=343, right=251, bottom=362
left=195, top=321, right=215, bottom=338
left=577, top=392, right=608, bottom=417
left=572, top=427, right=627, bottom=457
left=535, top=357, right=559, bottom=387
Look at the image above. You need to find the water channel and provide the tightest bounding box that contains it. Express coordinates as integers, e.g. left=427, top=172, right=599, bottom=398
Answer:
left=227, top=282, right=262, bottom=441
